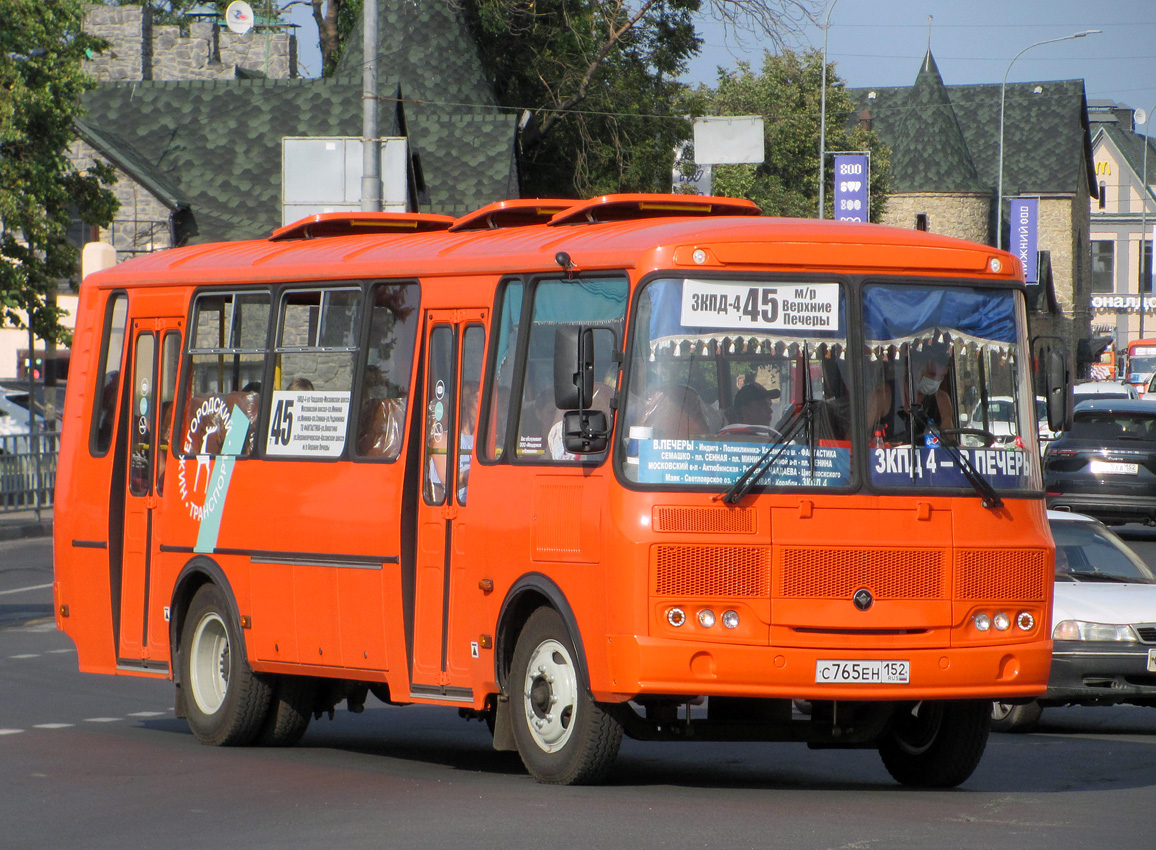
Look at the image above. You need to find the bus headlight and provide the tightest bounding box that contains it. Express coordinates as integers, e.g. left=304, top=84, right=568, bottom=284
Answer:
left=993, top=612, right=1011, bottom=631
left=666, top=607, right=686, bottom=627
left=973, top=613, right=991, bottom=631
left=722, top=610, right=740, bottom=629
left=1016, top=611, right=1035, bottom=631
left=697, top=609, right=716, bottom=628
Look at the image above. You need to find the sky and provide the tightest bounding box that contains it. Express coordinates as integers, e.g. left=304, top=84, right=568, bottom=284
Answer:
left=285, top=0, right=1156, bottom=121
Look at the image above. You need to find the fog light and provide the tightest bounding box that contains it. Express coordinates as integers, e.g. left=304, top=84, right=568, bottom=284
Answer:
left=993, top=612, right=1011, bottom=631
left=974, top=613, right=991, bottom=631
left=666, top=607, right=686, bottom=627
left=722, top=610, right=740, bottom=629
left=697, top=609, right=716, bottom=628
left=1016, top=611, right=1035, bottom=631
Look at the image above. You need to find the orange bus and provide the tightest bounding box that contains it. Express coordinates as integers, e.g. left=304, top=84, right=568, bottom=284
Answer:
left=54, top=194, right=1063, bottom=788
left=1124, top=338, right=1156, bottom=389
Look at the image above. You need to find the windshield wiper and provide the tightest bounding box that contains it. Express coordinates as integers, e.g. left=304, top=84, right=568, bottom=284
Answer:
left=1063, top=571, right=1137, bottom=583
left=909, top=407, right=1004, bottom=509
left=715, top=399, right=817, bottom=505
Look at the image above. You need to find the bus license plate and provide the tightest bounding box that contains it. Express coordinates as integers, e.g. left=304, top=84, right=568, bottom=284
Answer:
left=815, top=660, right=910, bottom=684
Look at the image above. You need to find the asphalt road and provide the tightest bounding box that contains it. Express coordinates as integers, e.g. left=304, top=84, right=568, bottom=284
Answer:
left=3, top=534, right=1155, bottom=850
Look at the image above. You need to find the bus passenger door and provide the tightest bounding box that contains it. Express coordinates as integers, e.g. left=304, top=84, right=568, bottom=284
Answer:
left=117, top=318, right=182, bottom=664
left=411, top=310, right=486, bottom=697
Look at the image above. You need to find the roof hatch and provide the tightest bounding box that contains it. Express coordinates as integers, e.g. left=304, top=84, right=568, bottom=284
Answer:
left=270, top=211, right=455, bottom=241
left=547, top=193, right=761, bottom=226
left=449, top=198, right=575, bottom=232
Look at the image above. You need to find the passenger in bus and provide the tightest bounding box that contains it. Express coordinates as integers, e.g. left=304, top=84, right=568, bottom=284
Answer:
left=457, top=381, right=479, bottom=500
left=96, top=370, right=120, bottom=446
left=864, top=363, right=894, bottom=445
left=287, top=377, right=314, bottom=392
left=641, top=384, right=712, bottom=440
left=905, top=344, right=955, bottom=441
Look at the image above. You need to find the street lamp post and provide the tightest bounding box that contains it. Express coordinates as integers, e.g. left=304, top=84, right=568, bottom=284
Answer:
left=1139, top=107, right=1156, bottom=340
left=997, top=30, right=1100, bottom=250
left=817, top=0, right=841, bottom=220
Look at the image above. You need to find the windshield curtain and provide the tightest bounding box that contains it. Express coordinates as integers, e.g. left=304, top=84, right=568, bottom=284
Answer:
left=620, top=278, right=853, bottom=489
left=863, top=283, right=1040, bottom=492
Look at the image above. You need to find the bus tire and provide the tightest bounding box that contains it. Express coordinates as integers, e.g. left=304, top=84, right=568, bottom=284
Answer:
left=878, top=700, right=989, bottom=788
left=990, top=700, right=1042, bottom=733
left=509, top=607, right=622, bottom=785
left=256, top=675, right=316, bottom=746
left=180, top=583, right=272, bottom=747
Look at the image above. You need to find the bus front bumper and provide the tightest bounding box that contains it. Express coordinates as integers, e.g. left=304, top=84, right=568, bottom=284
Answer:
left=599, top=634, right=1052, bottom=703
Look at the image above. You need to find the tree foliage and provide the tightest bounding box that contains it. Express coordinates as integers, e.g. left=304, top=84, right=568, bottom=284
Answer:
left=0, top=0, right=119, bottom=343
left=461, top=0, right=817, bottom=197
left=686, top=49, right=890, bottom=220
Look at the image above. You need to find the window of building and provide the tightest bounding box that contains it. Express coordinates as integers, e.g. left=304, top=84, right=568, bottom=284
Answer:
left=915, top=213, right=928, bottom=232
left=1090, top=240, right=1114, bottom=293
left=1099, top=181, right=1107, bottom=209
left=1142, top=240, right=1154, bottom=295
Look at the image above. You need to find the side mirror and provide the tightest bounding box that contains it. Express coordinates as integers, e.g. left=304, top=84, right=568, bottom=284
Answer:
left=1046, top=348, right=1073, bottom=434
left=554, top=327, right=593, bottom=410
left=561, top=409, right=608, bottom=454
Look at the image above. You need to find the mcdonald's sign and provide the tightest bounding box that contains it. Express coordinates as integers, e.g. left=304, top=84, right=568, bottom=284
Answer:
left=1096, top=161, right=1112, bottom=175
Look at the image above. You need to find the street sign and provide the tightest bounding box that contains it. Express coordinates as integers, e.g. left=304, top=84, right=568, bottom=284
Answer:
left=1010, top=197, right=1039, bottom=283
left=833, top=154, right=869, bottom=222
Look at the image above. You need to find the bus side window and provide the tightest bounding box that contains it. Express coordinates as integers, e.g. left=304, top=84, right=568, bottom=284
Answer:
left=90, top=293, right=129, bottom=456
left=355, top=283, right=420, bottom=461
left=182, top=291, right=269, bottom=458
left=513, top=277, right=627, bottom=463
left=265, top=288, right=361, bottom=458
left=483, top=279, right=523, bottom=461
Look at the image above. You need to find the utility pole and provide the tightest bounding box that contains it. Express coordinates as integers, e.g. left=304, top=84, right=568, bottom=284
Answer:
left=361, top=0, right=382, bottom=212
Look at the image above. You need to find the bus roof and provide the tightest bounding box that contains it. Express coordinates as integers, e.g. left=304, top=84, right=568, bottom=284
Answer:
left=85, top=196, right=1021, bottom=289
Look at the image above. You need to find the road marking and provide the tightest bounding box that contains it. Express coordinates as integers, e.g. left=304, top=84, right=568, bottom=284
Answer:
left=128, top=711, right=166, bottom=717
left=48, top=648, right=76, bottom=654
left=0, top=729, right=24, bottom=736
left=85, top=718, right=122, bottom=723
left=0, top=582, right=53, bottom=597
left=9, top=654, right=39, bottom=659
left=33, top=723, right=74, bottom=729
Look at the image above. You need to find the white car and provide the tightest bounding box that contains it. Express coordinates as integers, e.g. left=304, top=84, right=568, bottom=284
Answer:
left=1072, top=380, right=1141, bottom=401
left=0, top=386, right=52, bottom=453
left=992, top=511, right=1156, bottom=731
left=962, top=395, right=1051, bottom=444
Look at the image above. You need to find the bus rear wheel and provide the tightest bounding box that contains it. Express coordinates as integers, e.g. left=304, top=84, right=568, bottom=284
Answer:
left=257, top=675, right=316, bottom=746
left=878, top=700, right=989, bottom=788
left=181, top=583, right=272, bottom=746
left=509, top=608, right=622, bottom=785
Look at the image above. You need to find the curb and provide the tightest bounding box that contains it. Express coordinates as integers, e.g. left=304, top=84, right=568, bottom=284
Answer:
left=0, top=520, right=53, bottom=542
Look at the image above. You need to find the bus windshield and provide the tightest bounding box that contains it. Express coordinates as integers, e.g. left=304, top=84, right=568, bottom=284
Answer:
left=618, top=278, right=1041, bottom=494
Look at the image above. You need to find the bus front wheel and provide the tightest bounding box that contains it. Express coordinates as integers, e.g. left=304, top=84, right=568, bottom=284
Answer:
left=509, top=607, right=622, bottom=785
left=180, top=583, right=272, bottom=746
left=878, top=700, right=990, bottom=788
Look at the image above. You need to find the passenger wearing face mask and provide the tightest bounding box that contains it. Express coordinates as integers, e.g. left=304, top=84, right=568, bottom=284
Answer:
left=910, top=346, right=954, bottom=441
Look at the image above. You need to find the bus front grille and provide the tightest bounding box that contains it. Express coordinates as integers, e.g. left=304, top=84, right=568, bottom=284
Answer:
left=954, top=548, right=1048, bottom=601
left=779, top=547, right=944, bottom=599
left=653, top=545, right=770, bottom=596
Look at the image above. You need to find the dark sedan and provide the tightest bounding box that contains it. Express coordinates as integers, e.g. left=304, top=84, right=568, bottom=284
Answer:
left=1045, top=399, right=1156, bottom=525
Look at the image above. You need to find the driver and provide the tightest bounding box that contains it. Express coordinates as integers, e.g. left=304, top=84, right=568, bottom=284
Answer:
left=719, top=382, right=779, bottom=439
left=909, top=344, right=955, bottom=439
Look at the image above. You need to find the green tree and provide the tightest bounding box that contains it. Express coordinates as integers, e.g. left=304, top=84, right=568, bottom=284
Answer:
left=689, top=49, right=890, bottom=220
left=462, top=0, right=818, bottom=197
left=0, top=0, right=119, bottom=345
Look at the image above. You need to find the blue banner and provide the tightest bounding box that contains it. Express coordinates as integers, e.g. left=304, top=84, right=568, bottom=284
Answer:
left=833, top=154, right=870, bottom=223
left=1010, top=197, right=1039, bottom=283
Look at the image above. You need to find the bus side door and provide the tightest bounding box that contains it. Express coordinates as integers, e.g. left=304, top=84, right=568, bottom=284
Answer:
left=118, top=318, right=182, bottom=664
left=411, top=310, right=486, bottom=697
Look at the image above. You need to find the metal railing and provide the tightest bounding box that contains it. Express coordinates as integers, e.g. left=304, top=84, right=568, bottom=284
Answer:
left=0, top=431, right=59, bottom=514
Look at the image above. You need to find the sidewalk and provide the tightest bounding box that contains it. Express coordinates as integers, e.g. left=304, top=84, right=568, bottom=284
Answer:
left=0, top=506, right=54, bottom=542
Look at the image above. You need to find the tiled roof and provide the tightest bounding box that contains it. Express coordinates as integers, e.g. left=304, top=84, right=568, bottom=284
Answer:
left=850, top=50, right=1096, bottom=199
left=1094, top=122, right=1156, bottom=186
left=887, top=51, right=984, bottom=194
left=78, top=0, right=517, bottom=244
